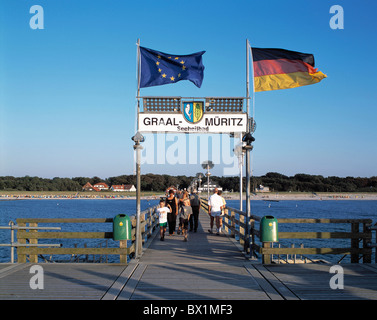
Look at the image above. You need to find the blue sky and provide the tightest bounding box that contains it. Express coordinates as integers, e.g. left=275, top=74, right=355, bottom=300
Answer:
left=1, top=0, right=376, bottom=179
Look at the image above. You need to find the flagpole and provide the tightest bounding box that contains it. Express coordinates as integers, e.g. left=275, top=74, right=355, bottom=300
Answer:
left=249, top=40, right=256, bottom=197
left=249, top=41, right=256, bottom=187
left=134, top=38, right=143, bottom=259
left=136, top=38, right=141, bottom=131
left=246, top=39, right=250, bottom=116
left=248, top=40, right=257, bottom=258
left=245, top=39, right=251, bottom=256
left=249, top=41, right=256, bottom=120
left=241, top=38, right=251, bottom=212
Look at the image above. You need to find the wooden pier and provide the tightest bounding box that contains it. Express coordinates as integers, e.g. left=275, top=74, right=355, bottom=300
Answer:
left=1, top=210, right=377, bottom=300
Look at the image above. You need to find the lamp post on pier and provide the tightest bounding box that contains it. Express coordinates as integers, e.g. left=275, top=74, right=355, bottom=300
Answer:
left=233, top=136, right=244, bottom=211
left=196, top=172, right=204, bottom=194
left=242, top=131, right=255, bottom=256
left=201, top=161, right=214, bottom=200
left=132, top=131, right=145, bottom=259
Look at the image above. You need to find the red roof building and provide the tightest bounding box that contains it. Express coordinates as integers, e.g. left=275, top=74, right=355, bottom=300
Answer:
left=82, top=182, right=100, bottom=192
left=93, top=182, right=109, bottom=190
left=110, top=185, right=125, bottom=192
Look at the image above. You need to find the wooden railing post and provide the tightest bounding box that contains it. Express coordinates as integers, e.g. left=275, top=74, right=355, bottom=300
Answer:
left=119, top=240, right=127, bottom=264
left=250, top=217, right=255, bottom=255
left=29, top=222, right=38, bottom=263
left=262, top=242, right=271, bottom=264
left=351, top=222, right=359, bottom=263
left=17, top=222, right=26, bottom=263
left=239, top=214, right=245, bottom=248
left=230, top=210, right=236, bottom=237
left=363, top=222, right=372, bottom=263
left=146, top=208, right=151, bottom=238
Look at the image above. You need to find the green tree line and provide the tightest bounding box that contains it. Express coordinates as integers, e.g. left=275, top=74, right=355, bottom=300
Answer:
left=251, top=172, right=377, bottom=193
left=0, top=173, right=376, bottom=193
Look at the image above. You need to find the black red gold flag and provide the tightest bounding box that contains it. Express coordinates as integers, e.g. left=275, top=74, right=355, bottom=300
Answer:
left=252, top=48, right=326, bottom=92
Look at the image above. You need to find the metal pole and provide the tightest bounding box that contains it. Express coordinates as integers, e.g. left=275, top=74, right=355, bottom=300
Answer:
left=245, top=149, right=251, bottom=254
left=135, top=143, right=142, bottom=258
left=134, top=39, right=143, bottom=259
left=245, top=39, right=251, bottom=255
left=9, top=221, right=14, bottom=263
left=246, top=39, right=250, bottom=117
left=136, top=38, right=141, bottom=132
left=136, top=38, right=140, bottom=98
left=239, top=159, right=243, bottom=211
left=207, top=166, right=210, bottom=200
left=239, top=135, right=243, bottom=211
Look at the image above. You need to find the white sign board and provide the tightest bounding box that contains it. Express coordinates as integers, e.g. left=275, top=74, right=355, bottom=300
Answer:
left=138, top=112, right=248, bottom=134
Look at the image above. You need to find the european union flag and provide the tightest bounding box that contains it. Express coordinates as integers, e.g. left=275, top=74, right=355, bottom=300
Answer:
left=139, top=46, right=205, bottom=89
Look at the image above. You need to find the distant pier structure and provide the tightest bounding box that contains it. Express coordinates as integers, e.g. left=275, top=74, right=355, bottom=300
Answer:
left=198, top=180, right=222, bottom=193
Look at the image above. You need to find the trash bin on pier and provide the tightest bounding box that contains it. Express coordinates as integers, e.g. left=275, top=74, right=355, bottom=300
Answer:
left=260, top=215, right=278, bottom=242
left=113, top=214, right=131, bottom=240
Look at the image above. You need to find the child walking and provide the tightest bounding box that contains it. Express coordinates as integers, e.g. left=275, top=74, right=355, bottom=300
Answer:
left=179, top=191, right=192, bottom=242
left=156, top=199, right=170, bottom=241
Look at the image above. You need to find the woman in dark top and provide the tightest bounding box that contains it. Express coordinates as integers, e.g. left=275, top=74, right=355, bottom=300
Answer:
left=165, top=190, right=178, bottom=235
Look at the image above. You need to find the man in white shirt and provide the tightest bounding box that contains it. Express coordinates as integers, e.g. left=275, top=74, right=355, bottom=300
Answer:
left=208, top=188, right=225, bottom=235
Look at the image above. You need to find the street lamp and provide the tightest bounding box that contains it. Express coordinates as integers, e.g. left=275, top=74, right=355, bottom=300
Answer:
left=233, top=138, right=245, bottom=211
left=131, top=131, right=145, bottom=259
left=242, top=131, right=255, bottom=256
left=132, top=132, right=145, bottom=144
left=201, top=161, right=214, bottom=200
left=196, top=172, right=204, bottom=193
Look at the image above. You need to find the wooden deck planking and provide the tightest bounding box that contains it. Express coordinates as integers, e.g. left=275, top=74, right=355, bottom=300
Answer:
left=101, top=261, right=139, bottom=300
left=263, top=264, right=377, bottom=300
left=129, top=263, right=270, bottom=300
left=0, top=264, right=127, bottom=300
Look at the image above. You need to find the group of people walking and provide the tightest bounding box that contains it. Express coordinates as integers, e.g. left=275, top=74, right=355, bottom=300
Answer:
left=156, top=188, right=226, bottom=242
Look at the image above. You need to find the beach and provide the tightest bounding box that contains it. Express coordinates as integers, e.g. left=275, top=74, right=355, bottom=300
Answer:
left=1, top=191, right=376, bottom=201
left=246, top=192, right=377, bottom=201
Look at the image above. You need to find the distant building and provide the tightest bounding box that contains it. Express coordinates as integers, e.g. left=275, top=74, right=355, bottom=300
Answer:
left=257, top=185, right=270, bottom=193
left=111, top=184, right=136, bottom=192
left=93, top=182, right=109, bottom=191
left=124, top=184, right=136, bottom=192
left=82, top=182, right=99, bottom=192
left=82, top=182, right=136, bottom=192
left=111, top=185, right=125, bottom=192
left=198, top=180, right=222, bottom=193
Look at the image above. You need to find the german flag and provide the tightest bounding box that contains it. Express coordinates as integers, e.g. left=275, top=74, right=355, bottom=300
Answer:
left=252, top=48, right=327, bottom=92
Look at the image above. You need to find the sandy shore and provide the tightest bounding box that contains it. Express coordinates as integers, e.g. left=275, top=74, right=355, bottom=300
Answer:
left=1, top=192, right=377, bottom=201
left=246, top=193, right=377, bottom=201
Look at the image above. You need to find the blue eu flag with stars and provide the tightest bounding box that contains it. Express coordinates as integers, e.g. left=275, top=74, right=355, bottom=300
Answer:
left=139, top=46, right=205, bottom=89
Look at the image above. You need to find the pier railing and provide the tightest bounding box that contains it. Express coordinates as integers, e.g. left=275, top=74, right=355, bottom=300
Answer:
left=254, top=218, right=373, bottom=264
left=201, top=198, right=373, bottom=264
left=6, top=204, right=159, bottom=264
left=3, top=200, right=374, bottom=264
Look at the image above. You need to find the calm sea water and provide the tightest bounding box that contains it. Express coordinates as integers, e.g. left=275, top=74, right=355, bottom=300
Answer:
left=0, top=199, right=376, bottom=263
left=0, top=199, right=159, bottom=263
